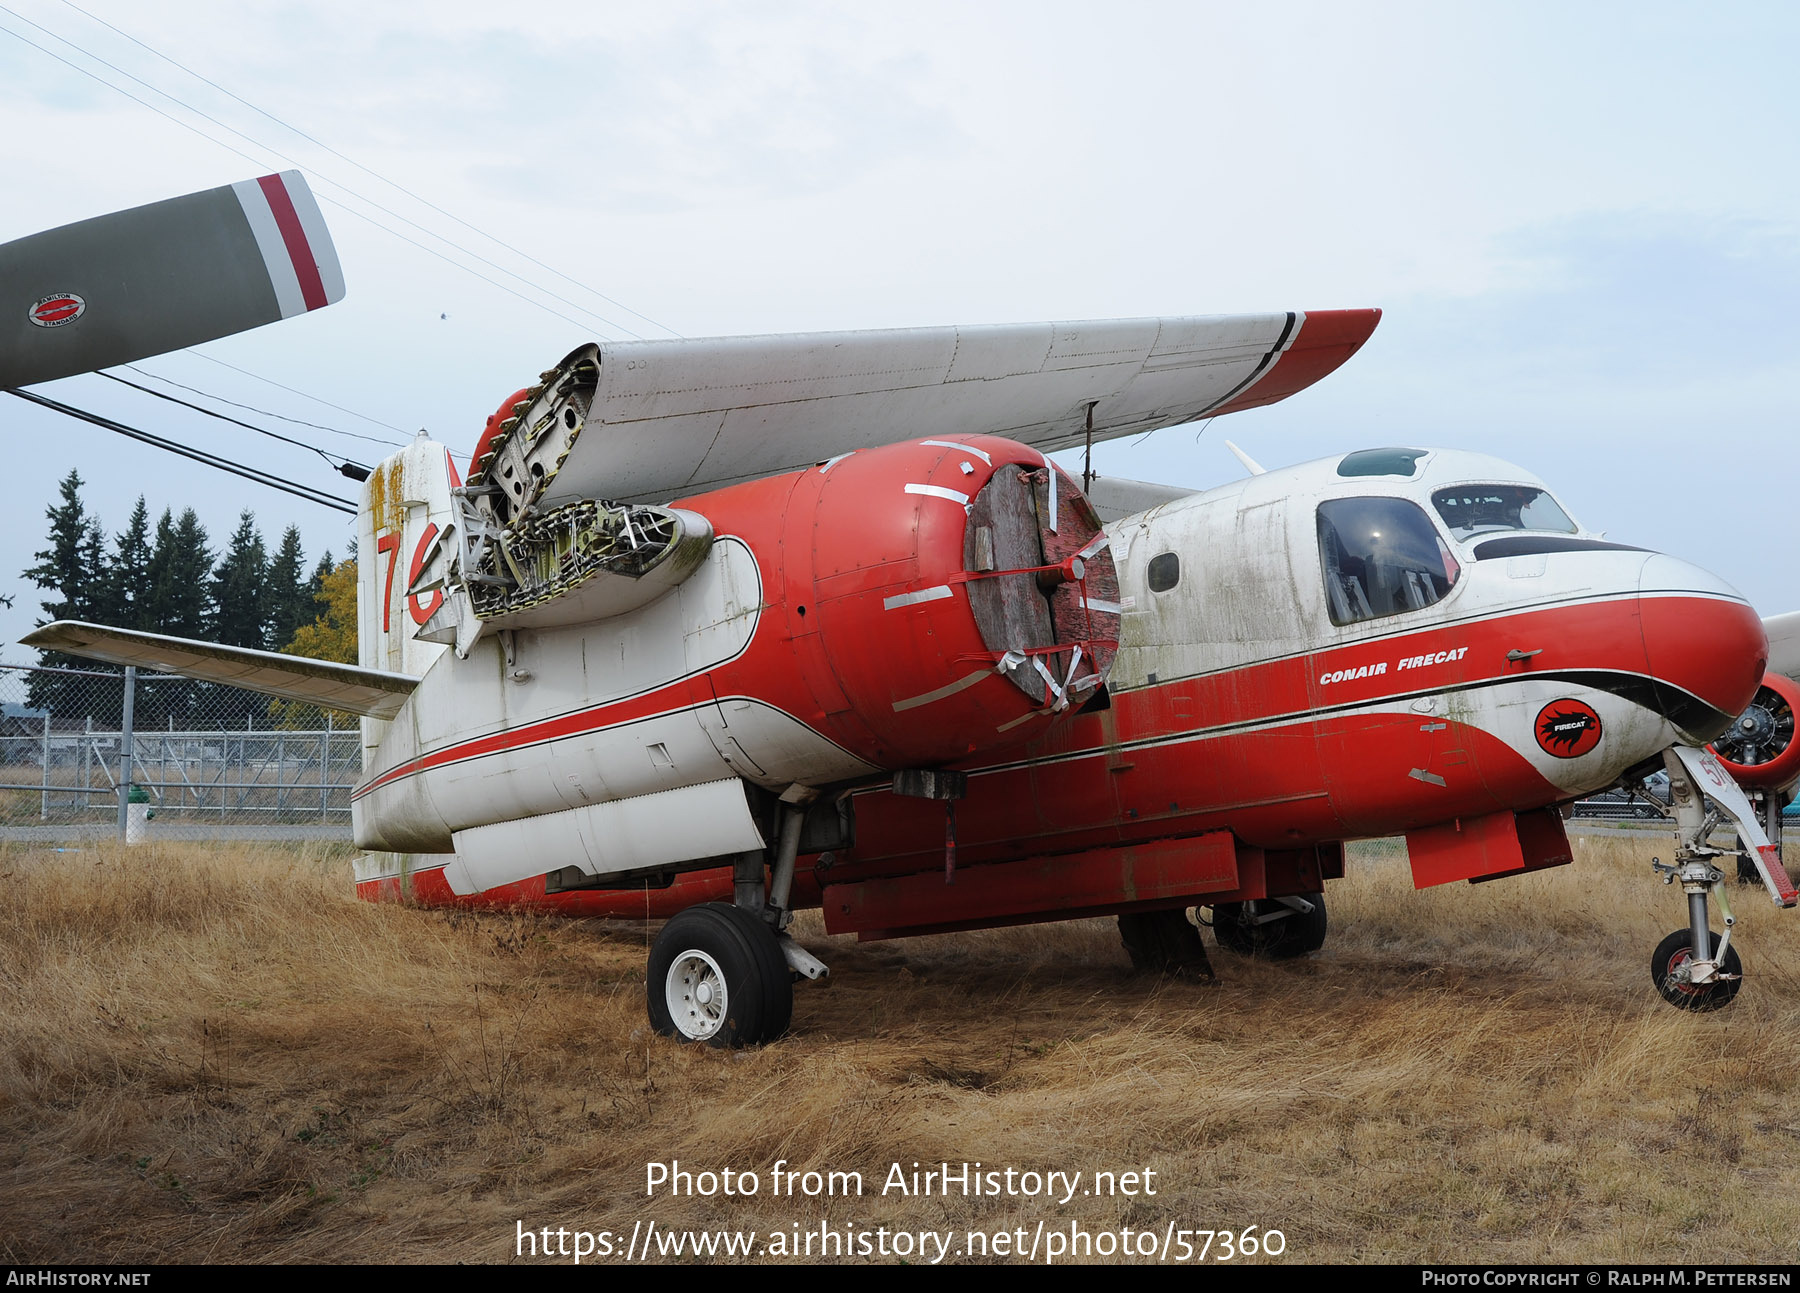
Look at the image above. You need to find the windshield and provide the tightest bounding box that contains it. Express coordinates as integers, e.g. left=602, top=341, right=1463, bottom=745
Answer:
left=1431, top=485, right=1577, bottom=540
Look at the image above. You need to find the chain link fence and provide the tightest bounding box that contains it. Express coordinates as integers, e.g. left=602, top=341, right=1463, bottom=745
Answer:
left=0, top=661, right=358, bottom=842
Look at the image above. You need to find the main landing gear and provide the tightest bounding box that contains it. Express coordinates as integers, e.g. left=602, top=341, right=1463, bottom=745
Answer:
left=1207, top=893, right=1328, bottom=960
left=1644, top=746, right=1799, bottom=1012
left=646, top=800, right=829, bottom=1048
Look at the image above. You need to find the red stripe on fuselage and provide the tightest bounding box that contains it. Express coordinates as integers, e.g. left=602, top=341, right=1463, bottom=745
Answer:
left=352, top=591, right=1721, bottom=817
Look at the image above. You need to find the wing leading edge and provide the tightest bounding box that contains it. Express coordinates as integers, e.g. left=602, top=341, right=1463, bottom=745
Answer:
left=22, top=622, right=416, bottom=721
left=536, top=308, right=1379, bottom=506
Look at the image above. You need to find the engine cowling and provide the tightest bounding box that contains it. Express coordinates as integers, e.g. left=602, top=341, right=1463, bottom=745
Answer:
left=682, top=434, right=1123, bottom=773
left=806, top=437, right=1119, bottom=767
left=1710, top=671, right=1800, bottom=793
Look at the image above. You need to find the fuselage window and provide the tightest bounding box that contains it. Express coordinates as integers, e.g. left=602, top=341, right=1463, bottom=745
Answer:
left=1431, top=484, right=1577, bottom=540
left=1147, top=552, right=1180, bottom=593
left=1317, top=497, right=1458, bottom=626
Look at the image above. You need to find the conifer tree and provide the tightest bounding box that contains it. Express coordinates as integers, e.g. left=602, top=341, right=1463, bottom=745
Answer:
left=265, top=525, right=308, bottom=649
left=136, top=508, right=213, bottom=727
left=105, top=497, right=154, bottom=631
left=209, top=511, right=268, bottom=650
left=22, top=471, right=107, bottom=712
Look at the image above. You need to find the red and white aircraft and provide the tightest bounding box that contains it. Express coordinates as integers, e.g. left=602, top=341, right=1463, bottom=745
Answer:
left=13, top=176, right=1800, bottom=1044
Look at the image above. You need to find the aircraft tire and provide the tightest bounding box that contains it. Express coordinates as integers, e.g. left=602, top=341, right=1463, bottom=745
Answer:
left=1209, top=892, right=1328, bottom=959
left=647, top=902, right=794, bottom=1046
left=1651, top=928, right=1742, bottom=1012
left=1117, top=909, right=1216, bottom=982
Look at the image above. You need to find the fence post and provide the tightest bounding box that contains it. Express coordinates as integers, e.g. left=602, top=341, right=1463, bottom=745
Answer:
left=322, top=710, right=332, bottom=822
left=116, top=666, right=136, bottom=841
left=40, top=711, right=50, bottom=820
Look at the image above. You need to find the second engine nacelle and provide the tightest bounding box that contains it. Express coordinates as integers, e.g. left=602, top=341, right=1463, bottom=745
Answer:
left=1710, top=671, right=1800, bottom=793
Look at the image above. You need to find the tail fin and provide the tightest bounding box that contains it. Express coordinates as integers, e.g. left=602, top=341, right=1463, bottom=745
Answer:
left=358, top=435, right=460, bottom=679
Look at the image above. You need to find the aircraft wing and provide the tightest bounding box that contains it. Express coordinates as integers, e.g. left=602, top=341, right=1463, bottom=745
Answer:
left=540, top=308, right=1379, bottom=506
left=22, top=622, right=416, bottom=720
left=1768, top=612, right=1800, bottom=684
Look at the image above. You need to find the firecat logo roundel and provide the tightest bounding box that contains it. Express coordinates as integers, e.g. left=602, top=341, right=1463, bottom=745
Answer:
left=1535, top=698, right=1603, bottom=758
left=28, top=293, right=85, bottom=327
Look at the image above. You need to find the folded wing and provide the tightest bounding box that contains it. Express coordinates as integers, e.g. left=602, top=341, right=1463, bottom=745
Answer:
left=529, top=308, right=1378, bottom=506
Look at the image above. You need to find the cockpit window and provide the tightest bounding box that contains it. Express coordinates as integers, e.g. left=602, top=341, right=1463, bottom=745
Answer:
left=1317, top=497, right=1459, bottom=626
left=1337, top=448, right=1427, bottom=478
left=1431, top=485, right=1577, bottom=540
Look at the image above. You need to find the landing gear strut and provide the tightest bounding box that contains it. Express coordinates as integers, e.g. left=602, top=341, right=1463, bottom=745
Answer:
left=1645, top=746, right=1799, bottom=1012
left=646, top=797, right=830, bottom=1048
left=1207, top=892, right=1328, bottom=959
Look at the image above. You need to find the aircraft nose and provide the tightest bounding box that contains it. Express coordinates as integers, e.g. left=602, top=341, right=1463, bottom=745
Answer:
left=1637, top=554, right=1767, bottom=745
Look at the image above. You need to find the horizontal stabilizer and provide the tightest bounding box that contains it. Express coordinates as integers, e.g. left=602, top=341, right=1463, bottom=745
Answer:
left=0, top=172, right=343, bottom=388
left=1767, top=612, right=1800, bottom=684
left=527, top=308, right=1379, bottom=506
left=22, top=621, right=415, bottom=720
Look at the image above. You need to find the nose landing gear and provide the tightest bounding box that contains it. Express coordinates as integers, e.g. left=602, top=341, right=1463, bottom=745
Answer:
left=1644, top=746, right=1799, bottom=1012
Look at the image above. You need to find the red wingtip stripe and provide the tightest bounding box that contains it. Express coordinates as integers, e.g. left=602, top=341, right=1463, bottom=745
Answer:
left=256, top=173, right=329, bottom=313
left=1207, top=307, right=1382, bottom=417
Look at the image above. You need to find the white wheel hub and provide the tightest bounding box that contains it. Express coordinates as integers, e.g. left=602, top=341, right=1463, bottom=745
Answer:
left=666, top=949, right=728, bottom=1040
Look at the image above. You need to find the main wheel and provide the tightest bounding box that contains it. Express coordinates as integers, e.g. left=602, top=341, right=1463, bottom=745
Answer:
left=1651, top=928, right=1743, bottom=1012
left=1117, top=909, right=1216, bottom=982
left=1209, top=892, right=1328, bottom=959
left=647, top=903, right=794, bottom=1047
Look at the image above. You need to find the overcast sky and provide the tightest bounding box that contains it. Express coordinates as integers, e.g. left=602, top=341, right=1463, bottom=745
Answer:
left=2, top=0, right=1795, bottom=657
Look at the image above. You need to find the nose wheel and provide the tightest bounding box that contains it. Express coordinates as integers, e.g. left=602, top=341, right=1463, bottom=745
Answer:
left=1650, top=926, right=1742, bottom=1011
left=1641, top=746, right=1799, bottom=1013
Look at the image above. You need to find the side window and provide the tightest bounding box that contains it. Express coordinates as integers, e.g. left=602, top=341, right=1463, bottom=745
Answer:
left=1147, top=552, right=1180, bottom=593
left=1317, top=498, right=1457, bottom=626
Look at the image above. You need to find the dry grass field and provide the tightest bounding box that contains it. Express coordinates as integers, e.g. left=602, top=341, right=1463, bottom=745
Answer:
left=3, top=830, right=1799, bottom=1265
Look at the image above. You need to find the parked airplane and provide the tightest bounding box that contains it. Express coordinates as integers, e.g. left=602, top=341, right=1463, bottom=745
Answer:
left=10, top=176, right=1797, bottom=1044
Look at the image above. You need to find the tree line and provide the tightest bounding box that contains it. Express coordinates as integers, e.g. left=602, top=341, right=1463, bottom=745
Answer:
left=20, top=469, right=354, bottom=729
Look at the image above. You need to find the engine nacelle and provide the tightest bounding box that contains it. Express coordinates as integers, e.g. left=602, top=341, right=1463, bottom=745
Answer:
left=686, top=434, right=1122, bottom=771
left=1710, top=671, right=1800, bottom=793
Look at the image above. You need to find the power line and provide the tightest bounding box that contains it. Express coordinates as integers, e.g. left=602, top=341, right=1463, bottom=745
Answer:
left=60, top=0, right=683, bottom=340
left=5, top=388, right=358, bottom=515
left=95, top=370, right=370, bottom=473
left=184, top=354, right=409, bottom=436
left=0, top=8, right=647, bottom=338
left=122, top=365, right=407, bottom=450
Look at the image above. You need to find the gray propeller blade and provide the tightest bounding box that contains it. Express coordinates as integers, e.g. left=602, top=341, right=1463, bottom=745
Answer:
left=0, top=170, right=343, bottom=388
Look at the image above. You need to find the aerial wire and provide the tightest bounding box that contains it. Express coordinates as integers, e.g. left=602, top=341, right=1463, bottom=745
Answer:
left=94, top=371, right=373, bottom=473
left=122, top=366, right=407, bottom=450
left=0, top=7, right=647, bottom=338
left=5, top=389, right=359, bottom=514
left=58, top=0, right=683, bottom=340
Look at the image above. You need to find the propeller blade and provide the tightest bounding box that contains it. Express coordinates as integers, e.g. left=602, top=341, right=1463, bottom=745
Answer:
left=0, top=171, right=343, bottom=388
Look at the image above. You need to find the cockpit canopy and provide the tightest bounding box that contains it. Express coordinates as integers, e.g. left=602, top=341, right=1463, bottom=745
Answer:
left=1315, top=449, right=1588, bottom=626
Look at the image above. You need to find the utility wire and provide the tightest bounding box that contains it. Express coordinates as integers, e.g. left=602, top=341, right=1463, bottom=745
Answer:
left=186, top=354, right=409, bottom=435
left=5, top=388, right=358, bottom=514
left=96, top=371, right=370, bottom=472
left=123, top=365, right=407, bottom=449
left=60, top=0, right=683, bottom=340
left=0, top=8, right=642, bottom=338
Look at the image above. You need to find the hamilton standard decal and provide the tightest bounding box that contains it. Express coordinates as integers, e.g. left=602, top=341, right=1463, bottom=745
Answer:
left=1535, top=699, right=1603, bottom=758
left=28, top=292, right=86, bottom=327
